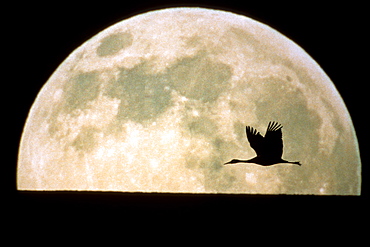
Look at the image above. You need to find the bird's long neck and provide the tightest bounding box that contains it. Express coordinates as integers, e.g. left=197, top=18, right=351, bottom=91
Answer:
left=235, top=159, right=255, bottom=163
left=224, top=157, right=259, bottom=165
left=244, top=156, right=261, bottom=163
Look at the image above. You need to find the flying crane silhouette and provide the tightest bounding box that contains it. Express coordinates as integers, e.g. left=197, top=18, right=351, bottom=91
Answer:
left=224, top=121, right=301, bottom=166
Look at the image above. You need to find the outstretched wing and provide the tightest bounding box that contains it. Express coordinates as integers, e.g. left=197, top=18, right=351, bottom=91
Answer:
left=245, top=126, right=264, bottom=156
left=264, top=121, right=283, bottom=158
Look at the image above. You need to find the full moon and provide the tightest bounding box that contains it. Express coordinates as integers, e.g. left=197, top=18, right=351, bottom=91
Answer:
left=17, top=8, right=361, bottom=195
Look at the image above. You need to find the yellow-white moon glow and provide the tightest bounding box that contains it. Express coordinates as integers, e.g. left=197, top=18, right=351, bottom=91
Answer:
left=17, top=8, right=361, bottom=194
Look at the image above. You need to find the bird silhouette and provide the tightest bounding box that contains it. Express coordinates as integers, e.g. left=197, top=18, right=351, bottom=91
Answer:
left=224, top=121, right=301, bottom=166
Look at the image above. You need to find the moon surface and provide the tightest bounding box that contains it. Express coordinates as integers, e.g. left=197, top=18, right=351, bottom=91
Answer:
left=17, top=8, right=361, bottom=194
